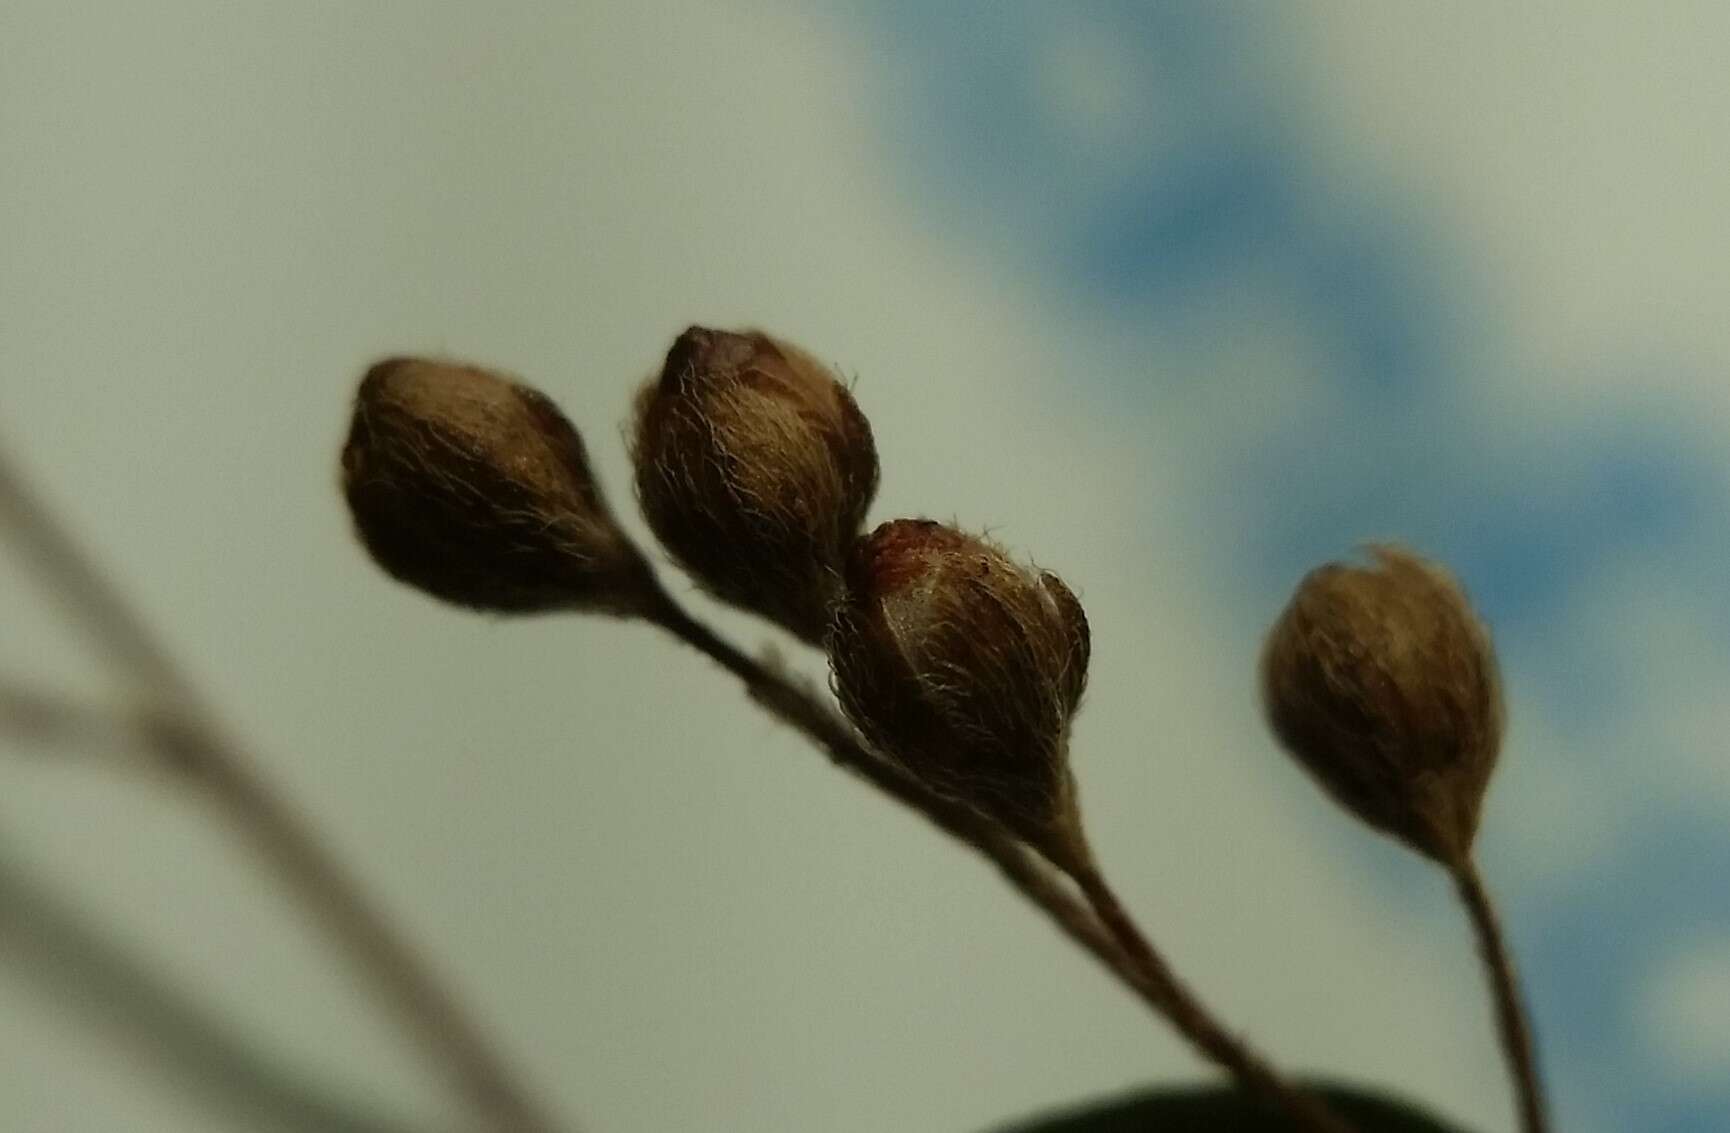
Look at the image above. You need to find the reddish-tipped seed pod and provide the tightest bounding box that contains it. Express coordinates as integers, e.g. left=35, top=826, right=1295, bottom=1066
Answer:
left=341, top=357, right=653, bottom=615
left=632, top=326, right=879, bottom=644
left=829, top=519, right=1091, bottom=860
left=1260, top=544, right=1504, bottom=864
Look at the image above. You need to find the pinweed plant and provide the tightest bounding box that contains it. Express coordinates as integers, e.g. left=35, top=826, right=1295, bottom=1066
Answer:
left=0, top=326, right=1548, bottom=1133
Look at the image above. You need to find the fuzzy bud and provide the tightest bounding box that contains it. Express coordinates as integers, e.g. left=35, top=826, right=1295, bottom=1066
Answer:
left=829, top=519, right=1091, bottom=862
left=632, top=326, right=879, bottom=644
left=341, top=357, right=652, bottom=614
left=1260, top=544, right=1504, bottom=864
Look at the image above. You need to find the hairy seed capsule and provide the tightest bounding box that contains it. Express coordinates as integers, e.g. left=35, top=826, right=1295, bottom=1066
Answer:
left=341, top=357, right=652, bottom=614
left=632, top=326, right=879, bottom=644
left=1260, top=544, right=1504, bottom=864
left=829, top=519, right=1091, bottom=860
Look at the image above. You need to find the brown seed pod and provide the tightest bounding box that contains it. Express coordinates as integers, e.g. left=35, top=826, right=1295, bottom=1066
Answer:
left=828, top=519, right=1091, bottom=861
left=341, top=357, right=652, bottom=615
left=631, top=326, right=879, bottom=644
left=1259, top=544, right=1505, bottom=864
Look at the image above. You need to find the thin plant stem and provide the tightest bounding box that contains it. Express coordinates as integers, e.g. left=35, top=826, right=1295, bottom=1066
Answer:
left=640, top=586, right=1355, bottom=1133
left=640, top=590, right=1119, bottom=955
left=0, top=841, right=438, bottom=1133
left=0, top=677, right=158, bottom=760
left=0, top=448, right=562, bottom=1133
left=1071, top=865, right=1356, bottom=1133
left=1453, top=856, right=1548, bottom=1133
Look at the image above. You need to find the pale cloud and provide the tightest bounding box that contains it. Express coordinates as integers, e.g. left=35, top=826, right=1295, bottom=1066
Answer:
left=1031, top=12, right=1173, bottom=168
left=1293, top=2, right=1730, bottom=421
left=1639, top=936, right=1730, bottom=1087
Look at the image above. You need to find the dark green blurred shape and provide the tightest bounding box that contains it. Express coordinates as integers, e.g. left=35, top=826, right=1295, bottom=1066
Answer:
left=992, top=1082, right=1471, bottom=1133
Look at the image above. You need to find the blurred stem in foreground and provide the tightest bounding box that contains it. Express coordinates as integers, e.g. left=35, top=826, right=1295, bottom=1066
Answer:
left=0, top=828, right=437, bottom=1133
left=0, top=445, right=563, bottom=1133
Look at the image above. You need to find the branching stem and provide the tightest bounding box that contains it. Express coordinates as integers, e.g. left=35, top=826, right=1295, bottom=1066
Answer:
left=642, top=585, right=1355, bottom=1133
left=2, top=433, right=1360, bottom=1133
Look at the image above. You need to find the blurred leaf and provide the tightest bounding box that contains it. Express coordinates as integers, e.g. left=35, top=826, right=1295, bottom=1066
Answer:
left=989, top=1081, right=1473, bottom=1133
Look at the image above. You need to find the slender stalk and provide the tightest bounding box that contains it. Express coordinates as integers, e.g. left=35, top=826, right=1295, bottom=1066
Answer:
left=641, top=590, right=1119, bottom=957
left=0, top=449, right=561, bottom=1133
left=1452, top=857, right=1548, bottom=1133
left=641, top=587, right=1354, bottom=1133
left=0, top=843, right=437, bottom=1133
left=0, top=677, right=156, bottom=758
left=1071, top=866, right=1355, bottom=1133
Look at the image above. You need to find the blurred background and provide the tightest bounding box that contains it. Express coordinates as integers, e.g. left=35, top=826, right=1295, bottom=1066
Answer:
left=3, top=4, right=1728, bottom=1131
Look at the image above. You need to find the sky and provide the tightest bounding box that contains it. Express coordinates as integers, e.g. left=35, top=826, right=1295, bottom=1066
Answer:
left=2, top=4, right=1727, bottom=1132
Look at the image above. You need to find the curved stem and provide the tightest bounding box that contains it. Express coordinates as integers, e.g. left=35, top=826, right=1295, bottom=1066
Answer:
left=642, top=587, right=1354, bottom=1133
left=1453, top=857, right=1548, bottom=1133
left=0, top=449, right=562, bottom=1133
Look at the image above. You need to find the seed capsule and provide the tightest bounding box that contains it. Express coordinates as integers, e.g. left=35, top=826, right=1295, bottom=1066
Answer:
left=341, top=357, right=651, bottom=615
left=829, top=519, right=1091, bottom=860
left=632, top=326, right=878, bottom=644
left=1260, top=544, right=1504, bottom=863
